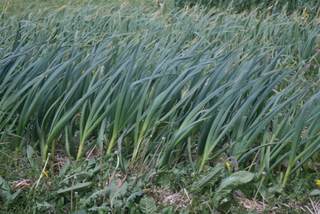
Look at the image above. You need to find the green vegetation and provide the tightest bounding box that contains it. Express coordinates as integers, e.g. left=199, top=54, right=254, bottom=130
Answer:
left=0, top=0, right=319, bottom=213
left=175, top=0, right=319, bottom=12
left=2, top=0, right=169, bottom=14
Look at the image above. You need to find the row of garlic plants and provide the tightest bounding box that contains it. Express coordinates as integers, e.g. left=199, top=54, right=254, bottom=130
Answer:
left=0, top=2, right=319, bottom=184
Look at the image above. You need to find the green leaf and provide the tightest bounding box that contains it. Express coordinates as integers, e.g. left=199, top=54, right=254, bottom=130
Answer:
left=309, top=189, right=320, bottom=196
left=125, top=191, right=144, bottom=206
left=70, top=210, right=87, bottom=214
left=35, top=201, right=51, bottom=209
left=212, top=171, right=255, bottom=206
left=58, top=159, right=71, bottom=177
left=26, top=145, right=34, bottom=159
left=0, top=177, right=21, bottom=209
left=191, top=163, right=224, bottom=191
left=85, top=188, right=108, bottom=205
left=27, top=145, right=35, bottom=167
left=88, top=202, right=111, bottom=212
left=139, top=195, right=157, bottom=214
left=57, top=182, right=92, bottom=194
left=106, top=182, right=118, bottom=199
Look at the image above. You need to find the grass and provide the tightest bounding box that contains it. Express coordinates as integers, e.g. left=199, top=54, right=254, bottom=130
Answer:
left=0, top=0, right=320, bottom=213
left=1, top=0, right=174, bottom=16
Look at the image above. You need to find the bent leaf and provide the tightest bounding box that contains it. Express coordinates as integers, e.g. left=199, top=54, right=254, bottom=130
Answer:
left=212, top=171, right=255, bottom=206
left=57, top=182, right=91, bottom=194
